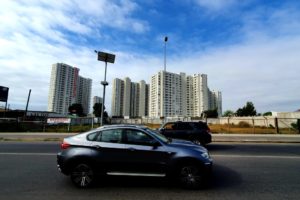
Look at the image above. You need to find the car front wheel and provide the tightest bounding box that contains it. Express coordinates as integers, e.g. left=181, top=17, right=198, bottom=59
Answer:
left=179, top=165, right=204, bottom=189
left=70, top=163, right=94, bottom=188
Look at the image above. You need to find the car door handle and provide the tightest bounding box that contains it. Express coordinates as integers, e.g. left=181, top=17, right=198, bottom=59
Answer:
left=93, top=145, right=101, bottom=149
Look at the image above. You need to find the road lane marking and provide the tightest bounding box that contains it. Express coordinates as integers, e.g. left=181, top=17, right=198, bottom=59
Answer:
left=0, top=153, right=56, bottom=156
left=212, top=154, right=300, bottom=159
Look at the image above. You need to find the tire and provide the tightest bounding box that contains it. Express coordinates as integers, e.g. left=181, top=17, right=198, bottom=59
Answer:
left=70, top=163, right=95, bottom=188
left=178, top=164, right=204, bottom=189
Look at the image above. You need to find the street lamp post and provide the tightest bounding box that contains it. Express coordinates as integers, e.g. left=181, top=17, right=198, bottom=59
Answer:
left=95, top=50, right=116, bottom=126
left=164, top=36, right=168, bottom=71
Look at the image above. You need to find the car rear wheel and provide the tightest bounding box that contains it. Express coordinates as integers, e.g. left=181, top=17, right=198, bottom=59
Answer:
left=179, top=165, right=204, bottom=189
left=70, top=163, right=94, bottom=188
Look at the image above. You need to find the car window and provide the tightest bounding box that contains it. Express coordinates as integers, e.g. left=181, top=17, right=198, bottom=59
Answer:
left=163, top=123, right=175, bottom=130
left=177, top=123, right=193, bottom=130
left=87, top=131, right=99, bottom=141
left=125, top=129, right=155, bottom=146
left=97, top=129, right=122, bottom=143
left=194, top=122, right=208, bottom=130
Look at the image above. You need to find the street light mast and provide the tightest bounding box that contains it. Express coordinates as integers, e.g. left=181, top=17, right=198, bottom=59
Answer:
left=164, top=36, right=168, bottom=71
left=95, top=50, right=116, bottom=126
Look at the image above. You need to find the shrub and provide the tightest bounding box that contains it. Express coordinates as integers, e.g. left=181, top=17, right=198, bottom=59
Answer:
left=238, top=121, right=251, bottom=128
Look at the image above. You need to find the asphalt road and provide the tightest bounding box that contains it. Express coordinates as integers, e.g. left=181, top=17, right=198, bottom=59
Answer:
left=0, top=142, right=300, bottom=200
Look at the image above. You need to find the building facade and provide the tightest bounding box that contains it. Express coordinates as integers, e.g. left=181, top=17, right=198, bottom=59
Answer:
left=149, top=71, right=187, bottom=117
left=149, top=70, right=222, bottom=118
left=93, top=96, right=103, bottom=105
left=48, top=63, right=92, bottom=115
left=111, top=78, right=149, bottom=118
left=209, top=90, right=222, bottom=117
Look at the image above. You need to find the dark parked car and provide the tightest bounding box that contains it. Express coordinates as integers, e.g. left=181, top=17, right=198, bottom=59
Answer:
left=158, top=121, right=212, bottom=145
left=57, top=125, right=212, bottom=189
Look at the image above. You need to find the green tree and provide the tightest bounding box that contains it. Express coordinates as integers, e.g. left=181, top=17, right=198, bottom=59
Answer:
left=223, top=110, right=235, bottom=117
left=68, top=103, right=84, bottom=116
left=93, top=103, right=109, bottom=123
left=263, top=111, right=272, bottom=116
left=93, top=103, right=102, bottom=117
left=236, top=102, right=257, bottom=116
left=203, top=109, right=219, bottom=118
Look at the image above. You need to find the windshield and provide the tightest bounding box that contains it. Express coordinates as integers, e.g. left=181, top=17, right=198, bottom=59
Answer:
left=145, top=128, right=169, bottom=143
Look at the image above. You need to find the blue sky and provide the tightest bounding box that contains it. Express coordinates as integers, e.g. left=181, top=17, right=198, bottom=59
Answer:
left=1, top=0, right=300, bottom=114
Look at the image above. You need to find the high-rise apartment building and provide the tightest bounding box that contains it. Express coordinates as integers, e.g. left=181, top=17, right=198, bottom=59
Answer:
left=77, top=76, right=92, bottom=115
left=48, top=63, right=92, bottom=115
left=209, top=90, right=222, bottom=117
left=93, top=96, right=103, bottom=105
left=149, top=70, right=222, bottom=118
left=111, top=78, right=124, bottom=117
left=111, top=78, right=149, bottom=117
left=191, top=74, right=209, bottom=117
left=149, top=71, right=187, bottom=117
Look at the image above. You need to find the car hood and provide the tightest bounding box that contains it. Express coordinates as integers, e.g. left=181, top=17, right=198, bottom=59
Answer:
left=168, top=139, right=207, bottom=151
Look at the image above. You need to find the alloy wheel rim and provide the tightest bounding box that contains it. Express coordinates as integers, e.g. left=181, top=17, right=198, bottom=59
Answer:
left=180, top=166, right=201, bottom=187
left=71, top=164, right=94, bottom=187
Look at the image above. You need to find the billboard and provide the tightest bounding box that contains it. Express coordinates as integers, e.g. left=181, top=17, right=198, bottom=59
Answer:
left=47, top=118, right=71, bottom=124
left=0, top=86, right=9, bottom=102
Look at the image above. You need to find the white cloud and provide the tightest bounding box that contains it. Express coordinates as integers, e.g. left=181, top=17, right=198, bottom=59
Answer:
left=167, top=35, right=300, bottom=113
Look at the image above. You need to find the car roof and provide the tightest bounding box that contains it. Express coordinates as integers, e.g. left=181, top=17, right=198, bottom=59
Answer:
left=164, top=121, right=206, bottom=124
left=98, top=124, right=149, bottom=130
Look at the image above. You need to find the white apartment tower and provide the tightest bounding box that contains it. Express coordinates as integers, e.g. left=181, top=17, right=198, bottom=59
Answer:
left=48, top=63, right=92, bottom=115
left=111, top=78, right=149, bottom=117
left=93, top=96, right=103, bottom=105
left=77, top=76, right=92, bottom=115
left=123, top=77, right=132, bottom=117
left=209, top=90, right=222, bottom=117
left=111, top=78, right=124, bottom=116
left=149, top=71, right=187, bottom=117
left=192, top=74, right=209, bottom=117
left=149, top=70, right=222, bottom=118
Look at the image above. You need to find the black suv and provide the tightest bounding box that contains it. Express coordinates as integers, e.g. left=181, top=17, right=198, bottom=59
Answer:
left=57, top=125, right=212, bottom=189
left=158, top=121, right=212, bottom=145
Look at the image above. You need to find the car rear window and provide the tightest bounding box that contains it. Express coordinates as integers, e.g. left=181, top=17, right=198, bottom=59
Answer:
left=177, top=123, right=193, bottom=130
left=87, top=131, right=99, bottom=141
left=99, top=129, right=122, bottom=143
left=163, top=123, right=175, bottom=130
left=193, top=122, right=208, bottom=130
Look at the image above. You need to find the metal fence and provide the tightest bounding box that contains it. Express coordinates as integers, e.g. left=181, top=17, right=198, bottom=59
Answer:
left=111, top=117, right=300, bottom=134
left=0, top=117, right=101, bottom=132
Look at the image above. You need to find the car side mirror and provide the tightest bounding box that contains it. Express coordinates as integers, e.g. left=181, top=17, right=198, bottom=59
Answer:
left=150, top=140, right=161, bottom=148
left=158, top=128, right=164, bottom=132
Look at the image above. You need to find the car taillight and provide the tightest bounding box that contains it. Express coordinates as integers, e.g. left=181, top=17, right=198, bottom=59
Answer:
left=61, top=141, right=71, bottom=150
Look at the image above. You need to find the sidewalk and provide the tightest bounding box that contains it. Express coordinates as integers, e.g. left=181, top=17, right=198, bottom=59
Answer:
left=1, top=132, right=300, bottom=143
left=212, top=133, right=300, bottom=143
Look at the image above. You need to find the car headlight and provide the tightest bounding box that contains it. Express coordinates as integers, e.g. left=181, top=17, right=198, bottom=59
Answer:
left=201, top=152, right=210, bottom=159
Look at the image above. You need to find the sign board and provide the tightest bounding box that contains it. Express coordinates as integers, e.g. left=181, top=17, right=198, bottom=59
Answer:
left=47, top=118, right=71, bottom=124
left=97, top=52, right=116, bottom=63
left=0, top=86, right=9, bottom=102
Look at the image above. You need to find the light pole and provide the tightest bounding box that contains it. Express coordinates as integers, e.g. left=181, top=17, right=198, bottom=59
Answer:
left=95, top=50, right=115, bottom=126
left=164, top=36, right=168, bottom=71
